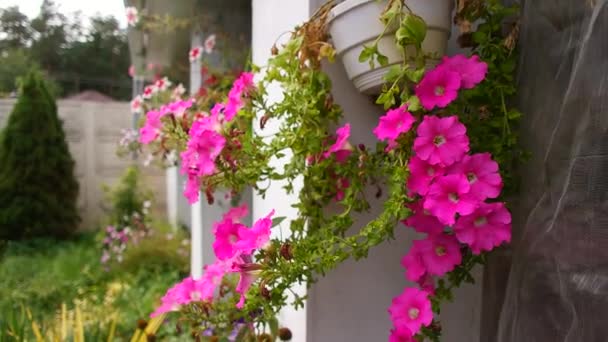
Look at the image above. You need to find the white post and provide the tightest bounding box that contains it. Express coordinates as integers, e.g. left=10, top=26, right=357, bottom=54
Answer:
left=166, top=166, right=179, bottom=228
left=190, top=32, right=204, bottom=280
left=252, top=1, right=310, bottom=341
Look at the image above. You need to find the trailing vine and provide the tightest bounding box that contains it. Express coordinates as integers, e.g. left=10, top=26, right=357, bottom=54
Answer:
left=125, top=0, right=523, bottom=340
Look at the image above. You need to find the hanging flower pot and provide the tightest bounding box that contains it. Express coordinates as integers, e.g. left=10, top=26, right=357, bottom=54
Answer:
left=328, top=0, right=453, bottom=95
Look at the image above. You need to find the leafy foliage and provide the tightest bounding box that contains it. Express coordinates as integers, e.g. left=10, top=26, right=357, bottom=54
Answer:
left=0, top=70, right=80, bottom=240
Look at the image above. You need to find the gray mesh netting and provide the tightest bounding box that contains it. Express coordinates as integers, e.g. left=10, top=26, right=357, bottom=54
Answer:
left=497, top=0, right=608, bottom=341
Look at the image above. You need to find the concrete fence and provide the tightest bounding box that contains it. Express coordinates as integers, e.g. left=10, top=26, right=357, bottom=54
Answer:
left=0, top=99, right=167, bottom=229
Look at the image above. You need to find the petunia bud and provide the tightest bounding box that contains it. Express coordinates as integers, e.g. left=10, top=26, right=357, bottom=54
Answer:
left=271, top=44, right=279, bottom=55
left=278, top=327, right=293, bottom=341
left=280, top=242, right=293, bottom=260
left=260, top=283, right=271, bottom=300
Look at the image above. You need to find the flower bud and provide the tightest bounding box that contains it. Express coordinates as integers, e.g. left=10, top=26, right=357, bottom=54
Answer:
left=279, top=327, right=293, bottom=341
left=280, top=242, right=293, bottom=260
left=137, top=319, right=148, bottom=330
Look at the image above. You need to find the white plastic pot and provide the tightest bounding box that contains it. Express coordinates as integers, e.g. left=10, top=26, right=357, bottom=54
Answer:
left=328, top=0, right=453, bottom=95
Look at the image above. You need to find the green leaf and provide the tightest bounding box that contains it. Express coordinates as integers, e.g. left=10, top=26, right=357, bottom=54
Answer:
left=272, top=216, right=287, bottom=227
left=268, top=317, right=279, bottom=336
left=383, top=65, right=402, bottom=82
left=376, top=90, right=396, bottom=109
left=376, top=52, right=389, bottom=67
left=396, top=14, right=427, bottom=46
left=358, top=45, right=376, bottom=63
left=406, top=95, right=421, bottom=112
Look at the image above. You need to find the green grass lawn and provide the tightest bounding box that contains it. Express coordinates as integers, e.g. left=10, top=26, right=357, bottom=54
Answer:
left=0, top=233, right=188, bottom=341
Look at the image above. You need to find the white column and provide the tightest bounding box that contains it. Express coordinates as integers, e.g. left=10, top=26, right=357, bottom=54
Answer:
left=166, top=166, right=179, bottom=228
left=252, top=1, right=310, bottom=341
left=190, top=32, right=204, bottom=280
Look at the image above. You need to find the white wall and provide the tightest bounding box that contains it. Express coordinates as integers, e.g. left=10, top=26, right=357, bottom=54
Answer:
left=251, top=1, right=311, bottom=341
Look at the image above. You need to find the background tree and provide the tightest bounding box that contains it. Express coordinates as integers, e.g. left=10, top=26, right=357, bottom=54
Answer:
left=0, top=1, right=131, bottom=99
left=0, top=6, right=31, bottom=51
left=0, top=70, right=80, bottom=240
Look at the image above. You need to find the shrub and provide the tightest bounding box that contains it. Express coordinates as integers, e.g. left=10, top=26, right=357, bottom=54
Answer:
left=0, top=70, right=79, bottom=240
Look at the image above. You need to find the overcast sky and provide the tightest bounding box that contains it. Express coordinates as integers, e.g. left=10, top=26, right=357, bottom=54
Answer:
left=0, top=0, right=127, bottom=27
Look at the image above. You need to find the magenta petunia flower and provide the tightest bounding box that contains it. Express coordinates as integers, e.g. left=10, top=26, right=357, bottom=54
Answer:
left=373, top=106, right=416, bottom=147
left=401, top=240, right=427, bottom=282
left=416, top=233, right=462, bottom=276
left=235, top=210, right=275, bottom=255
left=415, top=66, right=461, bottom=110
left=454, top=202, right=511, bottom=254
left=413, top=115, right=470, bottom=167
left=441, top=54, right=488, bottom=89
left=447, top=153, right=503, bottom=200
left=222, top=204, right=249, bottom=223
left=323, top=123, right=353, bottom=163
left=212, top=217, right=248, bottom=260
left=407, top=156, right=445, bottom=196
left=424, top=174, right=480, bottom=225
left=388, top=287, right=433, bottom=335
left=139, top=110, right=162, bottom=144
left=189, top=46, right=202, bottom=63
left=402, top=200, right=445, bottom=235
left=233, top=257, right=259, bottom=309
left=389, top=327, right=416, bottom=342
left=183, top=172, right=200, bottom=204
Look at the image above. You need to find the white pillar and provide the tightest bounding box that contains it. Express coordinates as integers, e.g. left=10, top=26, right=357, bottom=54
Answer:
left=252, top=1, right=310, bottom=341
left=190, top=32, right=204, bottom=280
left=166, top=165, right=179, bottom=228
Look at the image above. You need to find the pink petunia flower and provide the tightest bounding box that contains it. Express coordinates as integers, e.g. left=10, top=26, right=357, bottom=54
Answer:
left=223, top=72, right=255, bottom=121
left=172, top=84, right=186, bottom=100
left=204, top=34, right=217, bottom=54
left=388, top=287, right=433, bottom=335
left=415, top=66, right=461, bottom=110
left=233, top=257, right=260, bottom=309
left=402, top=200, right=445, bottom=235
left=447, top=153, right=502, bottom=200
left=234, top=210, right=275, bottom=255
left=223, top=204, right=249, bottom=223
left=441, top=54, right=488, bottom=89
left=413, top=115, right=470, bottom=167
left=130, top=95, right=143, bottom=114
left=401, top=240, right=427, bottom=282
left=423, top=174, right=479, bottom=225
left=139, top=110, right=162, bottom=144
left=389, top=327, right=416, bottom=342
left=126, top=6, right=138, bottom=26
left=142, top=85, right=156, bottom=99
left=212, top=217, right=248, bottom=260
left=416, top=233, right=462, bottom=276
left=323, top=123, right=353, bottom=163
left=407, top=156, right=445, bottom=196
left=373, top=106, right=416, bottom=147
left=154, top=77, right=172, bottom=92
left=183, top=172, right=200, bottom=204
left=454, top=202, right=511, bottom=254
left=189, top=46, right=203, bottom=63
left=128, top=65, right=135, bottom=78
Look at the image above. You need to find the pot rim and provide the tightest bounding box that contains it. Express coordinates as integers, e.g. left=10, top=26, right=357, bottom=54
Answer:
left=328, top=0, right=455, bottom=24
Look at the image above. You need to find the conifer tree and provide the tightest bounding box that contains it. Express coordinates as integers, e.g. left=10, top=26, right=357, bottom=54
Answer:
left=0, top=71, right=80, bottom=239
